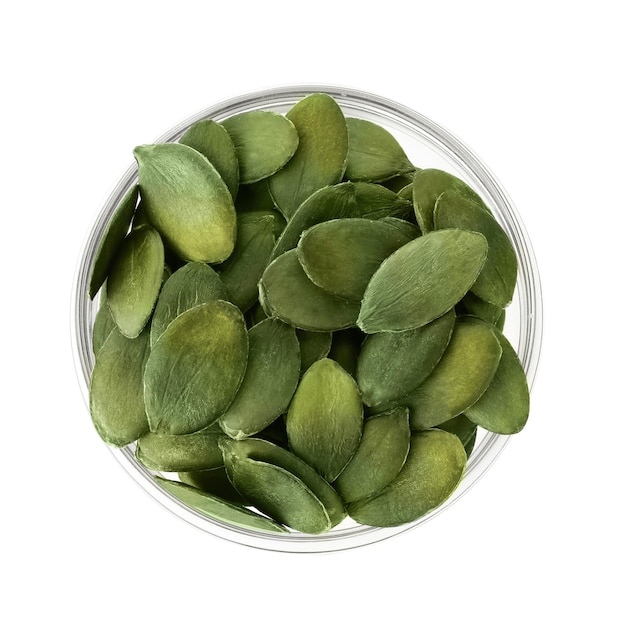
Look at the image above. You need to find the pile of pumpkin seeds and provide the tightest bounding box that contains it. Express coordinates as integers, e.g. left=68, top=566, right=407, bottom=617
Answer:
left=88, top=93, right=529, bottom=535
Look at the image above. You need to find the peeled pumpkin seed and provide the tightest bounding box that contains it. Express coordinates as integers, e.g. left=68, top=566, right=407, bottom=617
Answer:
left=457, top=291, right=505, bottom=326
left=150, top=262, right=227, bottom=347
left=89, top=328, right=150, bottom=447
left=434, top=191, right=517, bottom=307
left=358, top=229, right=488, bottom=333
left=179, top=119, right=240, bottom=199
left=438, top=414, right=478, bottom=458
left=297, top=329, right=333, bottom=372
left=327, top=329, right=362, bottom=379
left=259, top=249, right=360, bottom=331
left=134, top=143, right=237, bottom=263
left=144, top=300, right=248, bottom=435
left=92, top=289, right=116, bottom=355
left=357, top=309, right=456, bottom=409
left=219, top=318, right=300, bottom=440
left=178, top=467, right=248, bottom=505
left=155, top=476, right=287, bottom=534
left=348, top=430, right=467, bottom=527
left=297, top=218, right=414, bottom=301
left=88, top=184, right=138, bottom=299
left=286, top=358, right=363, bottom=482
left=334, top=407, right=411, bottom=503
left=268, top=93, right=348, bottom=219
left=379, top=216, right=421, bottom=240
left=404, top=321, right=502, bottom=430
left=106, top=225, right=164, bottom=338
left=220, top=438, right=345, bottom=527
left=221, top=111, right=299, bottom=184
left=345, top=117, right=414, bottom=182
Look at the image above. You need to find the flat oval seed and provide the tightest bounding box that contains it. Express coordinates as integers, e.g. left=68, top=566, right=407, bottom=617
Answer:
left=106, top=226, right=164, bottom=338
left=457, top=291, right=504, bottom=326
left=297, top=218, right=414, bottom=301
left=358, top=229, right=488, bottom=333
left=178, top=467, right=248, bottom=505
left=297, top=329, right=332, bottom=372
left=434, top=191, right=517, bottom=307
left=345, top=117, right=414, bottom=182
left=135, top=426, right=224, bottom=472
left=221, top=111, right=299, bottom=184
left=286, top=358, right=363, bottom=482
left=438, top=414, right=478, bottom=457
left=348, top=430, right=466, bottom=527
left=134, top=143, right=237, bottom=263
left=89, top=328, right=150, bottom=447
left=179, top=119, right=240, bottom=199
left=404, top=321, right=502, bottom=430
left=268, top=93, right=349, bottom=220
left=150, top=262, right=227, bottom=347
left=259, top=250, right=361, bottom=331
left=461, top=317, right=530, bottom=434
left=92, top=292, right=116, bottom=355
left=154, top=476, right=287, bottom=534
left=327, top=329, right=362, bottom=378
left=219, top=318, right=300, bottom=439
left=88, top=184, right=138, bottom=299
left=334, top=407, right=411, bottom=503
left=144, top=300, right=248, bottom=434
left=357, top=309, right=455, bottom=408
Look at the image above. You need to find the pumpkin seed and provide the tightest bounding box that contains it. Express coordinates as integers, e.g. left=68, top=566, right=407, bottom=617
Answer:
left=150, top=262, right=227, bottom=347
left=268, top=93, right=348, bottom=219
left=88, top=185, right=138, bottom=299
left=404, top=321, right=502, bottom=429
left=327, top=329, right=362, bottom=379
left=348, top=430, right=466, bottom=527
left=144, top=300, right=248, bottom=434
left=134, top=143, right=237, bottom=263
left=219, top=318, right=300, bottom=439
left=356, top=309, right=456, bottom=409
left=358, top=229, right=488, bottom=333
left=379, top=216, right=421, bottom=240
left=178, top=466, right=248, bottom=505
left=297, top=218, right=414, bottom=301
left=179, top=119, right=240, bottom=199
left=234, top=179, right=276, bottom=213
left=297, top=329, right=333, bottom=372
left=457, top=291, right=504, bottom=326
left=286, top=358, right=363, bottom=482
left=345, top=117, right=414, bottom=182
left=106, top=225, right=164, bottom=338
left=334, top=407, right=411, bottom=503
left=92, top=287, right=116, bottom=355
left=259, top=249, right=360, bottom=331
left=221, top=111, right=299, bottom=184
left=434, top=191, right=517, bottom=307
left=89, top=328, right=150, bottom=446
left=154, top=476, right=287, bottom=534
left=437, top=414, right=478, bottom=458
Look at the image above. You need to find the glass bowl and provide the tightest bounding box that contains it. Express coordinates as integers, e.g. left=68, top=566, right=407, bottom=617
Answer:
left=72, top=84, right=543, bottom=553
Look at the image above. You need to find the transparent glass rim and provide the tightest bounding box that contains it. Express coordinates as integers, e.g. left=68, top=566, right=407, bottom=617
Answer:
left=71, top=83, right=543, bottom=553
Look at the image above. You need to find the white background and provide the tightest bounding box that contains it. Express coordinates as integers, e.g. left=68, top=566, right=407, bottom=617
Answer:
left=3, top=1, right=624, bottom=624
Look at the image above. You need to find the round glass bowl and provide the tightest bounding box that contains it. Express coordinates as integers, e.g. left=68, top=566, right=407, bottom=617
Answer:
left=72, top=84, right=543, bottom=553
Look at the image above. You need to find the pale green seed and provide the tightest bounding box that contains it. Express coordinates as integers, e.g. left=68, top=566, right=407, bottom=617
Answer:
left=286, top=358, right=363, bottom=483
left=144, top=300, right=248, bottom=434
left=92, top=289, right=116, bottom=355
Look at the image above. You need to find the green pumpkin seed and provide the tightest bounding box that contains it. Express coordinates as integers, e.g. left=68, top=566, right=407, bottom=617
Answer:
left=221, top=111, right=299, bottom=184
left=334, top=407, right=411, bottom=503
left=220, top=438, right=345, bottom=527
left=358, top=229, right=488, bottom=333
left=379, top=216, right=421, bottom=240
left=150, top=262, right=227, bottom=347
left=144, top=300, right=248, bottom=434
left=89, top=328, right=150, bottom=447
left=221, top=451, right=331, bottom=534
left=259, top=250, right=360, bottom=331
left=297, top=329, right=333, bottom=372
left=457, top=291, right=505, bottom=326
left=434, top=191, right=517, bottom=307
left=297, top=218, right=414, bottom=301
left=268, top=93, right=348, bottom=219
left=383, top=172, right=417, bottom=193
left=179, top=119, right=240, bottom=199
left=178, top=467, right=248, bottom=505
left=356, top=309, right=455, bottom=409
left=134, top=143, right=237, bottom=263
left=88, top=185, right=138, bottom=299
left=437, top=414, right=478, bottom=458
left=404, top=321, right=502, bottom=429
left=219, top=318, right=300, bottom=439
left=286, top=358, right=363, bottom=482
left=461, top=317, right=530, bottom=434
left=413, top=168, right=487, bottom=233
left=216, top=211, right=285, bottom=313
left=234, top=179, right=276, bottom=213
left=92, top=289, right=116, bottom=355
left=345, top=117, right=414, bottom=182
left=327, top=329, right=362, bottom=379
left=154, top=476, right=287, bottom=534
left=135, top=425, right=224, bottom=472
left=348, top=430, right=466, bottom=527
left=106, top=225, right=164, bottom=338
